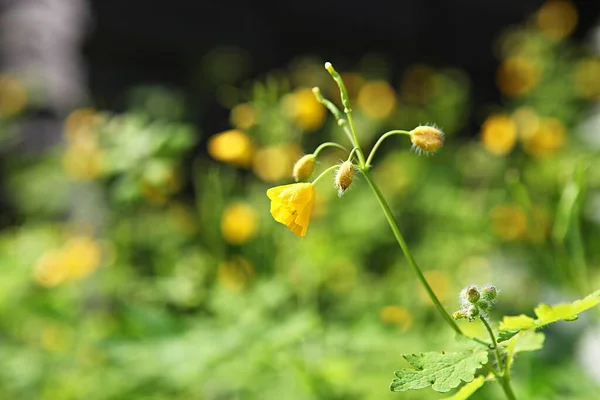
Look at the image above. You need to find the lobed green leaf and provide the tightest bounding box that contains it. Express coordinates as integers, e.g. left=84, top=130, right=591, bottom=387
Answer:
left=390, top=350, right=488, bottom=393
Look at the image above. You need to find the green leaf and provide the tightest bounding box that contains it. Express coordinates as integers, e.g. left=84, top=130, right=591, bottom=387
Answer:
left=390, top=350, right=488, bottom=393
left=497, top=330, right=519, bottom=343
left=505, top=330, right=545, bottom=372
left=445, top=376, right=487, bottom=400
left=499, top=290, right=600, bottom=332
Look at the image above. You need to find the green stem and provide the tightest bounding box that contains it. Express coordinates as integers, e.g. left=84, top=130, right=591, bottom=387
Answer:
left=480, top=317, right=503, bottom=372
left=360, top=168, right=462, bottom=335
left=480, top=317, right=518, bottom=400
left=313, top=142, right=349, bottom=158
left=498, top=376, right=517, bottom=400
left=312, top=165, right=339, bottom=186
left=366, top=130, right=411, bottom=167
left=345, top=110, right=366, bottom=167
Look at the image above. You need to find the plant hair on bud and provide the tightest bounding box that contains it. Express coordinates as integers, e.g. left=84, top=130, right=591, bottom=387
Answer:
left=334, top=161, right=355, bottom=197
left=409, top=125, right=444, bottom=155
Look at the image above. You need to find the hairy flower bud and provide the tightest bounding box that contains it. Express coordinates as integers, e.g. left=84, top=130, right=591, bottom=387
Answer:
left=466, top=286, right=480, bottom=304
left=467, top=305, right=479, bottom=321
left=334, top=161, right=354, bottom=197
left=410, top=125, right=444, bottom=155
left=481, top=285, right=498, bottom=301
left=293, top=154, right=316, bottom=182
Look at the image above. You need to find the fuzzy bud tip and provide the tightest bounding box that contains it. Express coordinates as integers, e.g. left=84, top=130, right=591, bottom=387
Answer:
left=410, top=125, right=444, bottom=155
left=481, top=285, right=498, bottom=301
left=334, top=161, right=354, bottom=197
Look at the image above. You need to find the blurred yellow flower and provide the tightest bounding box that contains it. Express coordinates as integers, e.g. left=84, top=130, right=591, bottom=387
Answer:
left=496, top=57, right=540, bottom=97
left=252, top=143, right=302, bottom=182
left=379, top=305, right=413, bottom=332
left=221, top=202, right=258, bottom=244
left=64, top=108, right=102, bottom=143
left=266, top=182, right=315, bottom=237
left=522, top=117, right=566, bottom=158
left=536, top=0, right=578, bottom=41
left=281, top=88, right=326, bottom=131
left=357, top=81, right=396, bottom=120
left=229, top=103, right=258, bottom=130
left=490, top=204, right=528, bottom=241
left=573, top=58, right=600, bottom=100
left=217, top=256, right=254, bottom=292
left=34, top=251, right=70, bottom=287
left=33, top=236, right=102, bottom=287
left=0, top=74, right=27, bottom=117
left=481, top=114, right=517, bottom=155
left=208, top=129, right=253, bottom=167
left=63, top=140, right=103, bottom=181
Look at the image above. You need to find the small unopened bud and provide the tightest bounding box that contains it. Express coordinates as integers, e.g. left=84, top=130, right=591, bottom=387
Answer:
left=452, top=310, right=468, bottom=320
left=410, top=125, right=444, bottom=155
left=467, top=305, right=479, bottom=321
left=293, top=154, right=316, bottom=182
left=466, top=286, right=480, bottom=304
left=334, top=161, right=354, bottom=197
left=481, top=285, right=498, bottom=301
left=477, top=299, right=492, bottom=312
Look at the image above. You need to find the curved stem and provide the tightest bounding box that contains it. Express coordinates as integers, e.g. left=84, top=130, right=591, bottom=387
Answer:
left=313, top=142, right=349, bottom=158
left=347, top=147, right=359, bottom=162
left=311, top=165, right=338, bottom=186
left=360, top=168, right=463, bottom=335
left=365, top=130, right=411, bottom=167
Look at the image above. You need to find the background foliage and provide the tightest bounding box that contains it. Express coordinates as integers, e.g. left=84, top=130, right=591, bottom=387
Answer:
left=0, top=1, right=599, bottom=399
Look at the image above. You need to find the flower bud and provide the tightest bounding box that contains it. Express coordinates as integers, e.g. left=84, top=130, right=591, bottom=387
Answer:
left=481, top=285, right=498, bottom=301
left=452, top=310, right=468, bottom=320
left=477, top=299, right=492, bottom=312
left=467, top=305, right=479, bottom=321
left=410, top=125, right=444, bottom=155
left=334, top=161, right=354, bottom=197
left=293, top=154, right=316, bottom=182
left=466, top=286, right=480, bottom=304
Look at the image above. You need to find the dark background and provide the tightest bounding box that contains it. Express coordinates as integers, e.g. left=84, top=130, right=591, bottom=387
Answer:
left=84, top=0, right=600, bottom=136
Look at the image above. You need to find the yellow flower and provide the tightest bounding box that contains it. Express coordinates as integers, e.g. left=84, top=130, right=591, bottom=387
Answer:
left=281, top=88, right=326, bottom=131
left=379, top=305, right=413, bottom=332
left=536, top=0, right=578, bottom=41
left=208, top=129, right=253, bottom=167
left=496, top=57, right=540, bottom=97
left=481, top=114, right=517, bottom=155
left=221, top=202, right=258, bottom=244
left=266, top=183, right=315, bottom=237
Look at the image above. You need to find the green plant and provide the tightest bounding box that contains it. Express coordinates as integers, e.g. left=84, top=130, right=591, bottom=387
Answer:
left=266, top=62, right=600, bottom=399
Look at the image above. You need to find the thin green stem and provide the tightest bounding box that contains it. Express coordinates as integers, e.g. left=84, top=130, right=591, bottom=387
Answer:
left=360, top=168, right=463, bottom=335
left=480, top=317, right=503, bottom=372
left=311, top=165, right=338, bottom=186
left=347, top=147, right=359, bottom=162
left=345, top=110, right=366, bottom=167
left=480, top=317, right=518, bottom=400
left=366, top=130, right=411, bottom=167
left=313, top=142, right=349, bottom=158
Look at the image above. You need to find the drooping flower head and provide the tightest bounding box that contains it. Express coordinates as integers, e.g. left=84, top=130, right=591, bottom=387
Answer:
left=266, top=183, right=315, bottom=237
